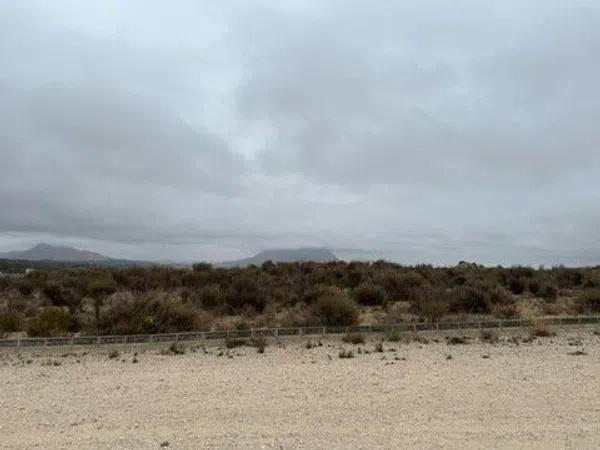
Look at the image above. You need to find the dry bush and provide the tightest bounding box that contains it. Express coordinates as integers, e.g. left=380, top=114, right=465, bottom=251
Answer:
left=224, top=337, right=246, bottom=349
left=278, top=304, right=321, bottom=328
left=226, top=275, right=266, bottom=313
left=0, top=312, right=21, bottom=335
left=529, top=321, right=556, bottom=338
left=480, top=329, right=499, bottom=343
left=379, top=271, right=424, bottom=302
left=192, top=284, right=225, bottom=310
left=447, top=284, right=492, bottom=314
left=353, top=281, right=386, bottom=306
left=98, top=291, right=210, bottom=335
left=27, top=307, right=74, bottom=337
left=383, top=301, right=412, bottom=324
left=576, top=289, right=600, bottom=313
left=508, top=278, right=526, bottom=295
left=539, top=285, right=558, bottom=302
left=312, top=290, right=359, bottom=326
left=415, top=291, right=449, bottom=323
left=446, top=336, right=469, bottom=345
left=528, top=279, right=541, bottom=295
left=250, top=335, right=268, bottom=353
left=338, top=349, right=355, bottom=358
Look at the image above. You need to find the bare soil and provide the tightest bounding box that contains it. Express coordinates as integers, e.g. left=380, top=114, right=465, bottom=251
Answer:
left=1, top=329, right=599, bottom=449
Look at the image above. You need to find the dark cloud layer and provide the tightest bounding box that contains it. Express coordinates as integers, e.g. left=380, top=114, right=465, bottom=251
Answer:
left=1, top=1, right=599, bottom=265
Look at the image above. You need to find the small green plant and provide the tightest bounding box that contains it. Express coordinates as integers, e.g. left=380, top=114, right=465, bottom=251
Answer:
left=108, top=350, right=119, bottom=359
left=386, top=328, right=402, bottom=342
left=374, top=341, right=384, bottom=353
left=342, top=332, right=365, bottom=345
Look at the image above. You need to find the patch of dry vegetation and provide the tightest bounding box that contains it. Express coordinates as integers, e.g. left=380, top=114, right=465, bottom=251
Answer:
left=0, top=262, right=597, bottom=338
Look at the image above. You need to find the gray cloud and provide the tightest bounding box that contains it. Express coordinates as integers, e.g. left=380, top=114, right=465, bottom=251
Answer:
left=1, top=1, right=599, bottom=265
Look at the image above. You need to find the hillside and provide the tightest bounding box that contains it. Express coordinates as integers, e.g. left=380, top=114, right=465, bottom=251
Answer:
left=0, top=243, right=156, bottom=272
left=1, top=243, right=110, bottom=262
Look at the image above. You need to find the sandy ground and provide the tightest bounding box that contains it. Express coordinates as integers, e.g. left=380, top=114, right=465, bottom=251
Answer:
left=1, top=329, right=600, bottom=450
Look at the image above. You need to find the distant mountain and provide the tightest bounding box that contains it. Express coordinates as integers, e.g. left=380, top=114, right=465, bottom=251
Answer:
left=0, top=243, right=110, bottom=262
left=217, top=247, right=337, bottom=267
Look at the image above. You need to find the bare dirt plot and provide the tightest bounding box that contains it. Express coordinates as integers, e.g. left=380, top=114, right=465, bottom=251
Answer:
left=1, top=331, right=599, bottom=449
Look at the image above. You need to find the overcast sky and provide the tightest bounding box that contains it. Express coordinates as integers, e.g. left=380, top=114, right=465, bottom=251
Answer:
left=1, top=1, right=600, bottom=265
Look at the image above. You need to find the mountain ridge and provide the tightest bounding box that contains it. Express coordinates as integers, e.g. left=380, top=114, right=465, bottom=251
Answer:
left=0, top=243, right=111, bottom=262
left=216, top=247, right=337, bottom=267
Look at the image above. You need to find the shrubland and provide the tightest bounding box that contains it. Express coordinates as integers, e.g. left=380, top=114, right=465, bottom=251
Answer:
left=0, top=261, right=597, bottom=337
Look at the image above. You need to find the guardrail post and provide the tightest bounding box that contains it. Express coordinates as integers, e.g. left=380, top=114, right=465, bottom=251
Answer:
left=17, top=338, right=21, bottom=347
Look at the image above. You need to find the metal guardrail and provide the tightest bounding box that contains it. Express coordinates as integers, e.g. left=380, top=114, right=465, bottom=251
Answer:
left=1, top=315, right=599, bottom=348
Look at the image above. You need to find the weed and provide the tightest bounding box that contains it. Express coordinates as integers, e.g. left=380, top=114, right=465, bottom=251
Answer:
left=386, top=328, right=402, bottom=342
left=480, top=329, right=499, bottom=344
left=446, top=336, right=469, bottom=345
left=338, top=349, right=355, bottom=359
left=342, top=332, right=365, bottom=345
